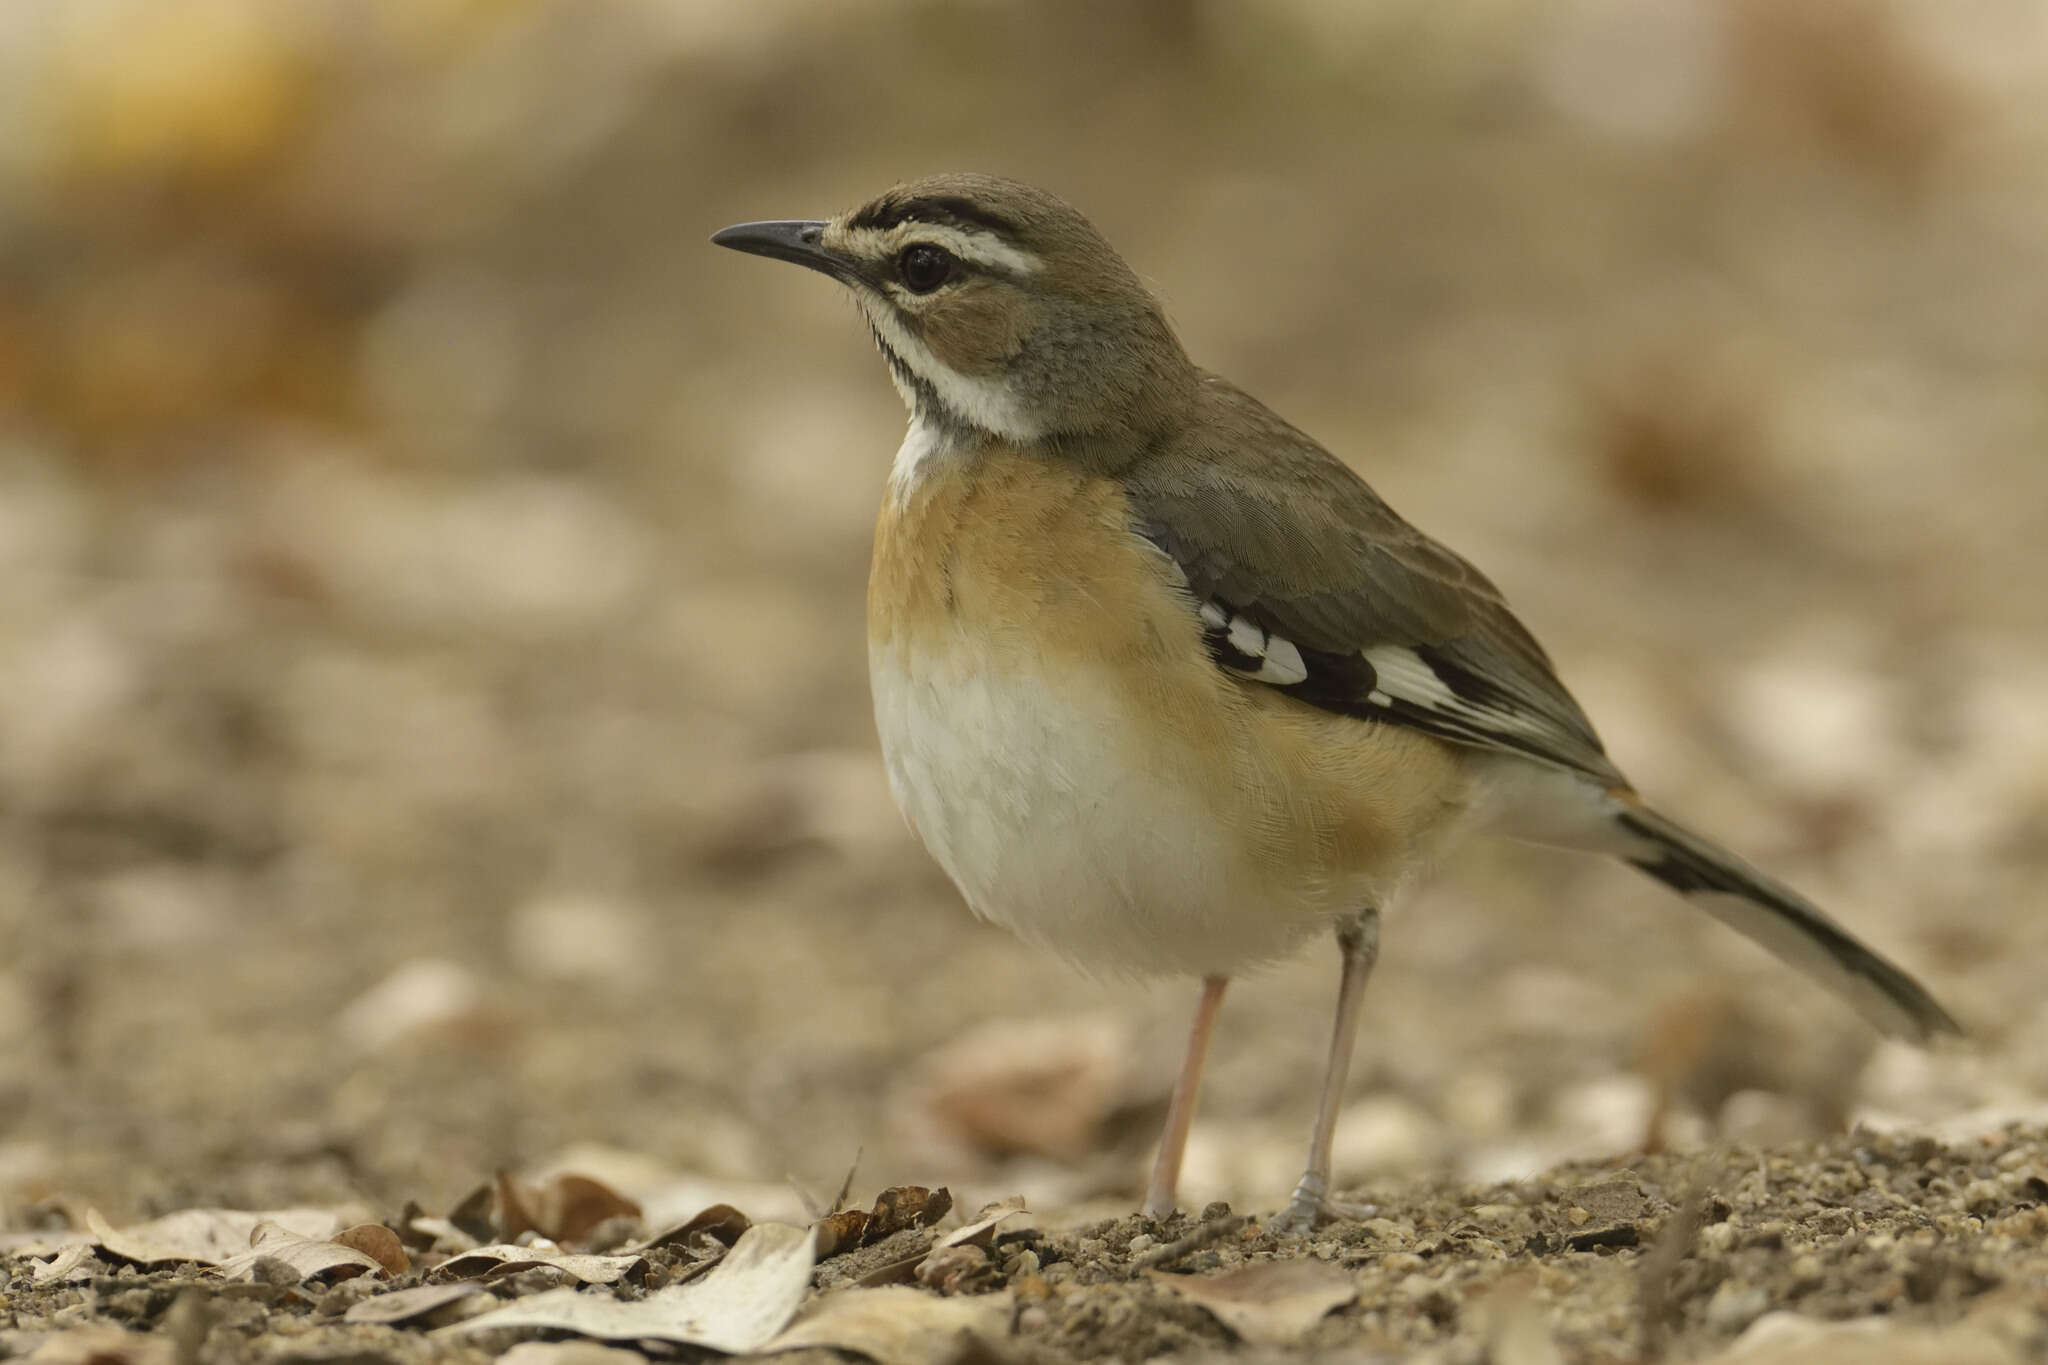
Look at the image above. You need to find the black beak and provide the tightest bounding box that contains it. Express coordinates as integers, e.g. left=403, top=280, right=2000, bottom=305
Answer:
left=710, top=219, right=851, bottom=282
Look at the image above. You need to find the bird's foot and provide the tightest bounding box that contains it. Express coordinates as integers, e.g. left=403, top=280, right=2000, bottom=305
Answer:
left=1266, top=1172, right=1378, bottom=1236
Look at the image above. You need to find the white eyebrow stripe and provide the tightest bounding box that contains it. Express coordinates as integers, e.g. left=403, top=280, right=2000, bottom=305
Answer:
left=848, top=222, right=1043, bottom=276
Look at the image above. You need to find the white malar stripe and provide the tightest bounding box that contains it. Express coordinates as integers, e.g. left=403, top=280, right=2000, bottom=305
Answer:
left=858, top=294, right=1042, bottom=443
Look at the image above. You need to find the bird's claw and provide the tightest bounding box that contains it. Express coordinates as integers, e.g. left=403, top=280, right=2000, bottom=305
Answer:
left=1267, top=1172, right=1377, bottom=1235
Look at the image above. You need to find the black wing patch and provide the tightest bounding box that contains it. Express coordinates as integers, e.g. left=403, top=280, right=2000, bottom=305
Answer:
left=1193, top=598, right=1381, bottom=714
left=1151, top=531, right=1611, bottom=774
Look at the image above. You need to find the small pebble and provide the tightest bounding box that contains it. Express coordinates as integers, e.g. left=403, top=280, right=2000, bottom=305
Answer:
left=1705, top=1282, right=1769, bottom=1333
left=1962, top=1179, right=2004, bottom=1213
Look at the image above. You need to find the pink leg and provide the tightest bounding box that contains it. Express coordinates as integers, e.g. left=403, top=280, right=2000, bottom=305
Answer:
left=1273, top=907, right=1381, bottom=1232
left=1142, top=974, right=1229, bottom=1220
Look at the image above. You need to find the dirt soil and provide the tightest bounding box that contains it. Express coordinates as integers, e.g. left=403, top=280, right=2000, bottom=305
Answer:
left=7, top=1131, right=2048, bottom=1363
left=5, top=2, right=2048, bottom=1363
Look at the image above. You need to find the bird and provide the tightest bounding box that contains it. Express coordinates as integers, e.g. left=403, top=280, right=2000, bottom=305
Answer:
left=711, top=173, right=1961, bottom=1232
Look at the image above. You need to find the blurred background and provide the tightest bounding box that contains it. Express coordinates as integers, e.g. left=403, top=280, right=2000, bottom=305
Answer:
left=2, top=0, right=2045, bottom=1224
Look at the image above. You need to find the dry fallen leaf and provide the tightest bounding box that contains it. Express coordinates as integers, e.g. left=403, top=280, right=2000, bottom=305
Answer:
left=489, top=1171, right=642, bottom=1247
left=939, top=1198, right=1032, bottom=1250
left=635, top=1202, right=751, bottom=1252
left=867, top=1186, right=952, bottom=1240
left=31, top=1244, right=94, bottom=1283
left=217, top=1220, right=387, bottom=1284
left=852, top=1250, right=932, bottom=1290
left=1151, top=1259, right=1358, bottom=1346
left=343, top=1282, right=484, bottom=1326
left=523, top=1144, right=812, bottom=1228
left=815, top=1186, right=954, bottom=1260
left=335, top=1223, right=410, bottom=1276
left=435, top=1242, right=649, bottom=1285
left=496, top=1170, right=541, bottom=1242
left=813, top=1209, right=870, bottom=1259
left=0, top=1229, right=90, bottom=1259
left=533, top=1173, right=643, bottom=1245
left=394, top=1200, right=437, bottom=1251
left=85, top=1207, right=344, bottom=1268
left=441, top=1222, right=815, bottom=1353
left=765, top=1286, right=1015, bottom=1365
left=448, top=1183, right=497, bottom=1243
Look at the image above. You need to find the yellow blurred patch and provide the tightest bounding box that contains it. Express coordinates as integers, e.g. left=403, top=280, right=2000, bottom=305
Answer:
left=41, top=0, right=309, bottom=182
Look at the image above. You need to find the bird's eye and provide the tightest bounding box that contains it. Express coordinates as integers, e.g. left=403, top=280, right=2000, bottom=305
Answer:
left=897, top=243, right=958, bottom=294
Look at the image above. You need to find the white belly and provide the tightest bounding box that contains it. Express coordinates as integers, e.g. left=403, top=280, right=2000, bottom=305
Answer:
left=870, top=647, right=1335, bottom=977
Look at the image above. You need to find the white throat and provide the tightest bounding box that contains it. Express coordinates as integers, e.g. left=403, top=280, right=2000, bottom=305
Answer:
left=887, top=414, right=952, bottom=500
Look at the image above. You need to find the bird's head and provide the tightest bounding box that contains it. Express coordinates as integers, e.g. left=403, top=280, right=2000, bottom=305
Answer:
left=713, top=174, right=1195, bottom=449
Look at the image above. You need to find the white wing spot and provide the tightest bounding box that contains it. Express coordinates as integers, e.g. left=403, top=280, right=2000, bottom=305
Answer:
left=1226, top=614, right=1265, bottom=658
left=1256, top=634, right=1308, bottom=685
left=1208, top=605, right=1311, bottom=686
left=1361, top=645, right=1457, bottom=707
left=1361, top=644, right=1556, bottom=744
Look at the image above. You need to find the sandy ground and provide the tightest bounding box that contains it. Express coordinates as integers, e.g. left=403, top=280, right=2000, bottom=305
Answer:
left=4, top=2, right=2048, bottom=1361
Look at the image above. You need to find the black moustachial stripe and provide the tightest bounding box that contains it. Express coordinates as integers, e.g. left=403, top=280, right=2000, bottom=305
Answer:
left=867, top=319, right=940, bottom=409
